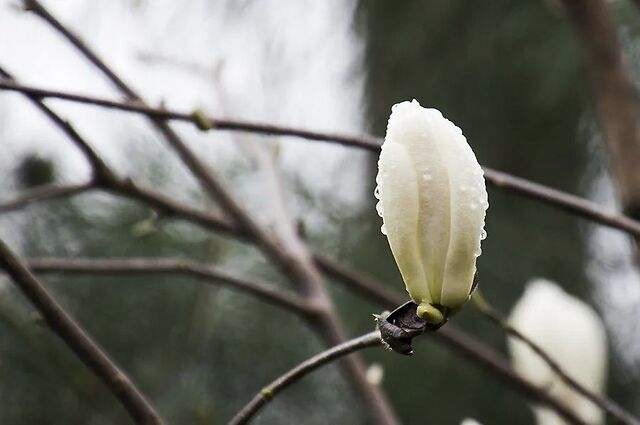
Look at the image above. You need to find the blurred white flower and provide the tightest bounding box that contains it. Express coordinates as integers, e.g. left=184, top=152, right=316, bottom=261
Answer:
left=460, top=418, right=482, bottom=425
left=375, top=99, right=488, bottom=323
left=365, top=362, right=384, bottom=386
left=508, top=279, right=608, bottom=425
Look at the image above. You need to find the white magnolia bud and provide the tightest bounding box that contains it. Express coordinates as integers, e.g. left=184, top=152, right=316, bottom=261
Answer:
left=507, top=279, right=608, bottom=425
left=375, top=99, right=488, bottom=322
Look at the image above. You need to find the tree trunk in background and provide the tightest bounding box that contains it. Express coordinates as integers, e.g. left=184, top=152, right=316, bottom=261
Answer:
left=561, top=0, right=640, bottom=220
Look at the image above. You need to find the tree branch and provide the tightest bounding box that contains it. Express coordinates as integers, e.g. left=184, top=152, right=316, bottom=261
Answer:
left=0, top=181, right=93, bottom=213
left=0, top=142, right=606, bottom=425
left=20, top=2, right=399, bottom=422
left=22, top=250, right=613, bottom=425
left=228, top=329, right=589, bottom=425
left=0, top=78, right=376, bottom=149
left=0, top=69, right=115, bottom=183
left=27, top=257, right=312, bottom=316
left=1, top=78, right=639, bottom=238
left=0, top=239, right=164, bottom=425
left=2, top=4, right=626, bottom=421
left=472, top=293, right=640, bottom=425
left=313, top=255, right=608, bottom=425
left=0, top=165, right=610, bottom=424
left=228, top=331, right=383, bottom=425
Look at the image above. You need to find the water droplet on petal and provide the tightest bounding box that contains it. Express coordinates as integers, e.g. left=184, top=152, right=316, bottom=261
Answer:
left=380, top=223, right=387, bottom=235
left=375, top=201, right=384, bottom=217
left=480, top=229, right=487, bottom=240
left=374, top=186, right=381, bottom=199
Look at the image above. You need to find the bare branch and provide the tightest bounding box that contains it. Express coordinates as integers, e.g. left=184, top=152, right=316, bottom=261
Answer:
left=22, top=2, right=399, bottom=422
left=228, top=331, right=383, bottom=425
left=28, top=255, right=598, bottom=425
left=0, top=172, right=606, bottom=424
left=2, top=5, right=624, bottom=422
left=315, top=254, right=405, bottom=306
left=104, top=179, right=239, bottom=235
left=0, top=239, right=164, bottom=425
left=472, top=293, right=640, bottom=425
left=484, top=167, right=640, bottom=237
left=229, top=328, right=589, bottom=425
left=0, top=78, right=376, bottom=149
left=28, top=257, right=312, bottom=316
left=315, top=255, right=620, bottom=425
left=0, top=181, right=93, bottom=213
left=432, top=325, right=588, bottom=425
left=0, top=149, right=604, bottom=424
left=0, top=69, right=115, bottom=183
left=1, top=80, right=639, bottom=238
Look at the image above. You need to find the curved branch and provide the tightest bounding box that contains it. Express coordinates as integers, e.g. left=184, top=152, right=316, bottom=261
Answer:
left=28, top=257, right=311, bottom=316
left=24, top=253, right=605, bottom=425
left=0, top=239, right=164, bottom=425
left=1, top=5, right=628, bottom=422
left=473, top=294, right=640, bottom=425
left=314, top=255, right=623, bottom=425
left=1, top=81, right=639, bottom=237
left=228, top=329, right=589, bottom=425
left=0, top=181, right=94, bottom=213
left=228, top=331, right=383, bottom=425
left=21, top=2, right=399, bottom=423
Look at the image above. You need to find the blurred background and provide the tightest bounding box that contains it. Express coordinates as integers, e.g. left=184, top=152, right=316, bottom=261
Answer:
left=0, top=0, right=639, bottom=423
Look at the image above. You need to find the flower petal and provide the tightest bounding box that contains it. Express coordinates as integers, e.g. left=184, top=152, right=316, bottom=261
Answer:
left=378, top=139, right=430, bottom=303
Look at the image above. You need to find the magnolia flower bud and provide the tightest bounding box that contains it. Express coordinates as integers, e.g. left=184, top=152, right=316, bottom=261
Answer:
left=508, top=279, right=608, bottom=425
left=375, top=100, right=488, bottom=323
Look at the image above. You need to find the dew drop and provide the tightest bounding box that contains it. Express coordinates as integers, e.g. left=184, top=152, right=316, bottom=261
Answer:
left=380, top=223, right=387, bottom=235
left=375, top=201, right=384, bottom=217
left=374, top=186, right=381, bottom=199
left=480, top=229, right=487, bottom=240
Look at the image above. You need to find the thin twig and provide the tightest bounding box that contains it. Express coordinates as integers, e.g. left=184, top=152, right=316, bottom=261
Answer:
left=1, top=80, right=639, bottom=237
left=472, top=293, right=640, bottom=425
left=314, top=256, right=606, bottom=425
left=3, top=5, right=623, bottom=421
left=0, top=79, right=377, bottom=148
left=0, top=239, right=165, bottom=425
left=433, top=324, right=588, bottom=425
left=25, top=0, right=397, bottom=425
left=229, top=328, right=589, bottom=425
left=23, top=255, right=594, bottom=425
left=0, top=69, right=115, bottom=183
left=315, top=254, right=404, bottom=306
left=0, top=181, right=93, bottom=213
left=21, top=2, right=399, bottom=422
left=228, top=331, right=383, bottom=425
left=0, top=173, right=607, bottom=424
left=27, top=257, right=312, bottom=316
left=0, top=155, right=606, bottom=424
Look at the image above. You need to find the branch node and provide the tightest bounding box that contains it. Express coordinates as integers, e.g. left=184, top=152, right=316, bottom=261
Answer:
left=190, top=109, right=215, bottom=131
